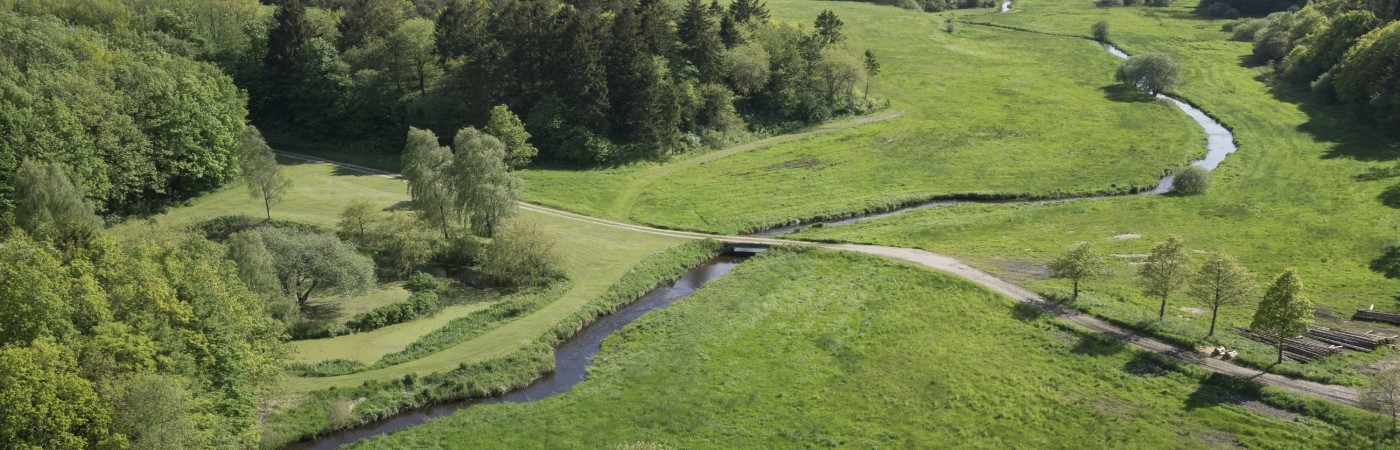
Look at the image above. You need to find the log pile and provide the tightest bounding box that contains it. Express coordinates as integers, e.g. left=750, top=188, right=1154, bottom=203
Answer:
left=1236, top=328, right=1343, bottom=363
left=1354, top=309, right=1400, bottom=325
left=1306, top=326, right=1396, bottom=352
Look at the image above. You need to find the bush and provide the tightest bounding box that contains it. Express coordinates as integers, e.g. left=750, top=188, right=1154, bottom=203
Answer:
left=481, top=219, right=564, bottom=287
left=1091, top=21, right=1110, bottom=42
left=1229, top=19, right=1269, bottom=41
left=1115, top=53, right=1182, bottom=95
left=1095, top=0, right=1124, bottom=7
left=285, top=359, right=367, bottom=377
left=405, top=272, right=448, bottom=294
left=1144, top=0, right=1172, bottom=6
left=346, top=292, right=444, bottom=332
left=1171, top=166, right=1212, bottom=195
left=432, top=235, right=485, bottom=269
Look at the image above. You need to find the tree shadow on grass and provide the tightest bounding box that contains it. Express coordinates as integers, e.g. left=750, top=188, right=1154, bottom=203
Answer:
left=1378, top=183, right=1400, bottom=208
left=1254, top=73, right=1399, bottom=162
left=1101, top=84, right=1156, bottom=103
left=1071, top=331, right=1128, bottom=356
left=1122, top=352, right=1181, bottom=377
left=1011, top=302, right=1046, bottom=323
left=299, top=301, right=344, bottom=322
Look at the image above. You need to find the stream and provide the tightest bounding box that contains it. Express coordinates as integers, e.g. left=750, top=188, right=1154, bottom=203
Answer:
left=285, top=253, right=754, bottom=449
left=750, top=40, right=1236, bottom=237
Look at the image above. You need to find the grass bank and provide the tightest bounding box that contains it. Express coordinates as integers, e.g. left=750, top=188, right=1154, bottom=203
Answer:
left=261, top=240, right=727, bottom=448
left=354, top=248, right=1389, bottom=449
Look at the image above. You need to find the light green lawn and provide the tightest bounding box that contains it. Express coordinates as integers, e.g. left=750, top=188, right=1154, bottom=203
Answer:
left=289, top=300, right=497, bottom=364
left=518, top=0, right=1202, bottom=234
left=357, top=249, right=1383, bottom=449
left=796, top=0, right=1400, bottom=384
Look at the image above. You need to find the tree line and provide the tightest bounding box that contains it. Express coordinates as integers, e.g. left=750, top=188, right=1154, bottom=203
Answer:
left=248, top=0, right=881, bottom=164
left=845, top=0, right=1000, bottom=13
left=1222, top=0, right=1400, bottom=135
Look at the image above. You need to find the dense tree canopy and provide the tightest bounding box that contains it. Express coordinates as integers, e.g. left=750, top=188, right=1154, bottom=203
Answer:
left=0, top=9, right=247, bottom=219
left=0, top=233, right=287, bottom=448
left=1230, top=0, right=1400, bottom=135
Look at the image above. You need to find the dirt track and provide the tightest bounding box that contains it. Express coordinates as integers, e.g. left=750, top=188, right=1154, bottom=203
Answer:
left=274, top=149, right=1360, bottom=407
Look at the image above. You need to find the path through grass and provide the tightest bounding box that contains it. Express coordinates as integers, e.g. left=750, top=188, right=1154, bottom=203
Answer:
left=355, top=249, right=1384, bottom=448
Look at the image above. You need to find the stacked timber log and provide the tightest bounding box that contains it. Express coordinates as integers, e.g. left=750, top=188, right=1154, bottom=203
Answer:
left=1354, top=309, right=1400, bottom=325
left=1307, top=326, right=1396, bottom=352
left=1236, top=328, right=1343, bottom=363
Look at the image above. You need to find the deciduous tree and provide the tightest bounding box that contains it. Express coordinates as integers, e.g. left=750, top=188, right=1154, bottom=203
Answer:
left=257, top=227, right=375, bottom=307
left=1361, top=365, right=1400, bottom=433
left=1251, top=269, right=1313, bottom=364
left=1049, top=242, right=1109, bottom=301
left=449, top=127, right=522, bottom=236
left=482, top=219, right=562, bottom=286
left=1138, top=235, right=1191, bottom=319
left=238, top=127, right=292, bottom=220
left=13, top=159, right=102, bottom=244
left=485, top=105, right=538, bottom=169
left=1115, top=53, right=1181, bottom=95
left=338, top=199, right=382, bottom=245
left=403, top=127, right=459, bottom=239
left=1188, top=252, right=1256, bottom=337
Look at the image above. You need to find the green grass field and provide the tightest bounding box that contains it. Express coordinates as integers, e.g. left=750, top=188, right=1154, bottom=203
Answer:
left=517, top=0, right=1203, bottom=234
left=793, top=0, right=1400, bottom=384
left=355, top=249, right=1384, bottom=448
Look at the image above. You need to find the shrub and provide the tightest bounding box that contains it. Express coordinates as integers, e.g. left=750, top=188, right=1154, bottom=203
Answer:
left=1115, top=53, right=1182, bottom=95
left=405, top=272, right=448, bottom=294
left=1095, top=0, right=1123, bottom=7
left=346, top=292, right=444, bottom=332
left=285, top=359, right=367, bottom=377
left=1171, top=166, right=1212, bottom=195
left=481, top=219, right=565, bottom=287
left=1144, top=0, right=1173, bottom=6
left=1092, top=21, right=1110, bottom=42
left=1230, top=19, right=1269, bottom=41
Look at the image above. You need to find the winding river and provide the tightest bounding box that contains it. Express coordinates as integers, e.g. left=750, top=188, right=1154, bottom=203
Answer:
left=751, top=40, right=1237, bottom=237
left=285, top=254, right=753, bottom=449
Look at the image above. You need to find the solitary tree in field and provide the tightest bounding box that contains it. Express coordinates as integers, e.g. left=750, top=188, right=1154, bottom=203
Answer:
left=238, top=127, right=292, bottom=220
left=13, top=159, right=102, bottom=244
left=1361, top=365, right=1400, bottom=434
left=257, top=227, right=375, bottom=308
left=1251, top=269, right=1313, bottom=364
left=1115, top=53, right=1182, bottom=95
left=450, top=127, right=522, bottom=237
left=1092, top=21, right=1110, bottom=42
left=864, top=50, right=881, bottom=99
left=337, top=199, right=382, bottom=246
left=1048, top=242, right=1109, bottom=301
left=1171, top=165, right=1211, bottom=195
left=403, top=127, right=458, bottom=239
left=484, top=105, right=537, bottom=169
left=1138, top=235, right=1191, bottom=319
left=1188, top=252, right=1256, bottom=337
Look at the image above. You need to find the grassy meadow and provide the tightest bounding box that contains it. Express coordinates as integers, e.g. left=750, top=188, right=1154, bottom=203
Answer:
left=355, top=249, right=1386, bottom=449
left=794, top=0, right=1400, bottom=384
left=517, top=0, right=1203, bottom=234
